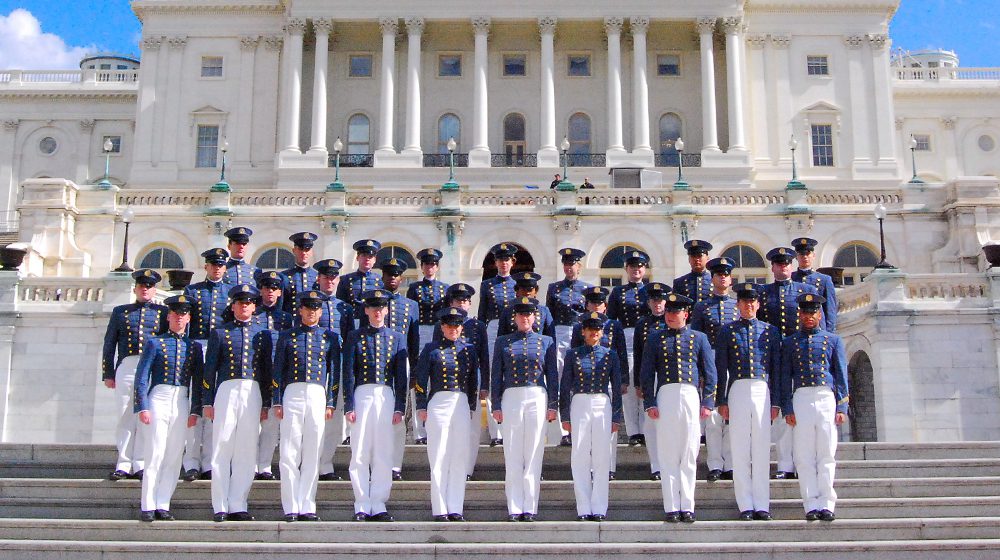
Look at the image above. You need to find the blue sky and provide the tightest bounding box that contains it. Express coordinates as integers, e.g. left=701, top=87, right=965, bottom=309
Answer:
left=0, top=0, right=998, bottom=68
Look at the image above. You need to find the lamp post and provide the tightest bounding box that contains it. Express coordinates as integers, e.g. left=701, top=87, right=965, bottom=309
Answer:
left=328, top=137, right=345, bottom=191
left=557, top=136, right=575, bottom=191
left=97, top=137, right=114, bottom=189
left=787, top=135, right=806, bottom=190
left=672, top=137, right=690, bottom=190
left=908, top=135, right=925, bottom=184
left=212, top=138, right=231, bottom=192
left=873, top=203, right=896, bottom=270
left=442, top=137, right=459, bottom=191
left=113, top=207, right=135, bottom=273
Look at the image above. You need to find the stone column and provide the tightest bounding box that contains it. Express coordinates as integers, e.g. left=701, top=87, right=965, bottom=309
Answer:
left=376, top=17, right=398, bottom=155
left=0, top=120, right=18, bottom=216
left=162, top=36, right=187, bottom=167
left=868, top=33, right=898, bottom=169
left=77, top=120, right=95, bottom=184
left=308, top=20, right=332, bottom=156
left=722, top=16, right=747, bottom=152
left=537, top=17, right=559, bottom=167
left=403, top=17, right=424, bottom=156
left=605, top=17, right=625, bottom=154
left=235, top=36, right=260, bottom=167
left=771, top=35, right=792, bottom=164
left=697, top=18, right=720, bottom=152
left=844, top=34, right=871, bottom=167
left=630, top=16, right=652, bottom=156
left=281, top=18, right=306, bottom=153
left=746, top=34, right=769, bottom=164
left=135, top=37, right=163, bottom=167
left=469, top=16, right=491, bottom=167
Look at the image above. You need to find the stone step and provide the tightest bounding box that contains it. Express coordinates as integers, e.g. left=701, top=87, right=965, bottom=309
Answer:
left=2, top=538, right=999, bottom=559
left=0, top=517, right=998, bottom=545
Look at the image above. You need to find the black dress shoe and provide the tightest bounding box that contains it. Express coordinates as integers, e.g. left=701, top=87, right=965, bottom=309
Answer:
left=415, top=438, right=428, bottom=445
left=679, top=511, right=695, bottom=523
left=129, top=470, right=144, bottom=480
left=229, top=511, right=255, bottom=521
left=608, top=471, right=616, bottom=481
left=370, top=512, right=394, bottom=522
left=738, top=510, right=754, bottom=521
left=109, top=470, right=129, bottom=481
left=650, top=471, right=661, bottom=481
left=664, top=511, right=680, bottom=523
left=805, top=510, right=820, bottom=521
left=213, top=512, right=228, bottom=522
left=507, top=514, right=520, bottom=522
left=559, top=435, right=572, bottom=447
left=628, top=434, right=643, bottom=447
left=818, top=509, right=836, bottom=522
left=342, top=437, right=351, bottom=445
left=754, top=511, right=773, bottom=521
left=183, top=469, right=200, bottom=482
left=139, top=510, right=155, bottom=522
left=591, top=514, right=606, bottom=521
left=298, top=513, right=321, bottom=521
left=520, top=513, right=536, bottom=522
left=284, top=514, right=298, bottom=522
left=318, top=473, right=342, bottom=481
left=447, top=513, right=465, bottom=521
left=254, top=472, right=275, bottom=481
left=434, top=515, right=449, bottom=522
left=200, top=471, right=212, bottom=480
left=636, top=434, right=646, bottom=446
left=707, top=469, right=723, bottom=482
left=353, top=512, right=369, bottom=522
left=490, top=438, right=503, bottom=447
left=392, top=471, right=403, bottom=481
left=154, top=510, right=175, bottom=521
left=773, top=471, right=797, bottom=480
left=466, top=474, right=472, bottom=481
left=576, top=515, right=591, bottom=521
left=720, top=470, right=734, bottom=480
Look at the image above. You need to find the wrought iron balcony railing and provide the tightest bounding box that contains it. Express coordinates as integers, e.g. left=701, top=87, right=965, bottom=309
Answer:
left=653, top=153, right=703, bottom=168
left=328, top=153, right=374, bottom=168
left=491, top=153, right=538, bottom=167
left=422, top=153, right=470, bottom=167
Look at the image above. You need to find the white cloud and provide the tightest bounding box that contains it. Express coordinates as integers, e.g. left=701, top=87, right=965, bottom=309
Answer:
left=0, top=9, right=96, bottom=70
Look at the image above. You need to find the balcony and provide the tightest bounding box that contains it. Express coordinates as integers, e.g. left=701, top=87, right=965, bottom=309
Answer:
left=328, top=154, right=374, bottom=168
left=491, top=154, right=538, bottom=167
left=894, top=67, right=1000, bottom=81
left=653, top=153, right=703, bottom=168
left=0, top=69, right=139, bottom=87
left=422, top=153, right=469, bottom=167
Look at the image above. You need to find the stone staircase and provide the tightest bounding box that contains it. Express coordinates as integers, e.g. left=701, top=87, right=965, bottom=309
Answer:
left=0, top=441, right=998, bottom=558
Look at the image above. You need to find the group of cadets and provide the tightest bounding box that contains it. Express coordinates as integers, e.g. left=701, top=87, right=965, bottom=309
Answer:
left=103, top=228, right=848, bottom=524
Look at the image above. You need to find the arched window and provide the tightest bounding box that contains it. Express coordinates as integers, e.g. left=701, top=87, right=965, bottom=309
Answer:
left=255, top=246, right=295, bottom=272
left=833, top=242, right=879, bottom=286
left=568, top=112, right=591, bottom=155
left=138, top=246, right=184, bottom=276
left=347, top=114, right=370, bottom=155
left=437, top=113, right=461, bottom=154
left=846, top=351, right=878, bottom=443
left=503, top=113, right=527, bottom=164
left=599, top=244, right=646, bottom=287
left=658, top=113, right=683, bottom=158
left=721, top=244, right=767, bottom=284
left=376, top=245, right=419, bottom=289
left=480, top=242, right=535, bottom=281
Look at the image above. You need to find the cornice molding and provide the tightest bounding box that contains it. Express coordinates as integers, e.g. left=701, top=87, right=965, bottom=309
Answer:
left=132, top=2, right=285, bottom=23
left=745, top=1, right=898, bottom=17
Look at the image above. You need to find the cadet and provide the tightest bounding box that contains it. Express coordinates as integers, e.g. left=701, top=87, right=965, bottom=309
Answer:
left=223, top=227, right=261, bottom=285
left=272, top=291, right=342, bottom=522
left=102, top=268, right=168, bottom=481
left=758, top=247, right=819, bottom=480
left=433, top=283, right=490, bottom=478
left=560, top=312, right=623, bottom=521
left=134, top=295, right=203, bottom=522
left=690, top=257, right=740, bottom=482
left=337, top=239, right=385, bottom=310
left=253, top=271, right=294, bottom=480
left=640, top=293, right=717, bottom=523
left=791, top=237, right=838, bottom=332
left=182, top=248, right=233, bottom=480
left=415, top=307, right=480, bottom=521
left=477, top=243, right=519, bottom=446
left=779, top=294, right=849, bottom=522
left=407, top=248, right=450, bottom=347
left=491, top=297, right=558, bottom=521
left=607, top=250, right=650, bottom=447
left=498, top=272, right=556, bottom=339
left=545, top=248, right=593, bottom=386
left=343, top=289, right=409, bottom=522
left=202, top=284, right=272, bottom=522
left=672, top=240, right=713, bottom=305
left=716, top=283, right=782, bottom=521
left=311, top=259, right=355, bottom=481
left=632, top=282, right=672, bottom=480
left=280, top=232, right=320, bottom=313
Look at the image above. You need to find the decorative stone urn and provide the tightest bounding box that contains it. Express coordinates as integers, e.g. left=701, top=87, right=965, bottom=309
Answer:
left=0, top=247, right=27, bottom=271
left=166, top=269, right=194, bottom=291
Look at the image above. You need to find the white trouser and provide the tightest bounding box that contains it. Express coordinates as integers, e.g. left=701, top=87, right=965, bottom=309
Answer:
left=547, top=325, right=573, bottom=443
left=210, top=379, right=262, bottom=514
left=773, top=415, right=795, bottom=472
left=392, top=363, right=411, bottom=472
left=140, top=385, right=189, bottom=511
left=279, top=382, right=326, bottom=515
left=257, top=412, right=279, bottom=473
left=728, top=379, right=772, bottom=512
left=609, top=430, right=618, bottom=473
left=114, top=355, right=146, bottom=473
left=704, top=410, right=730, bottom=471
left=412, top=325, right=435, bottom=440
left=793, top=387, right=838, bottom=513
left=318, top=390, right=346, bottom=475
left=570, top=394, right=612, bottom=516
left=426, top=391, right=471, bottom=515
left=621, top=327, right=643, bottom=437
left=183, top=341, right=212, bottom=473
left=655, top=383, right=700, bottom=513
left=484, top=320, right=501, bottom=439
left=500, top=386, right=547, bottom=515
left=644, top=396, right=660, bottom=473
left=467, top=404, right=485, bottom=475
left=350, top=384, right=395, bottom=514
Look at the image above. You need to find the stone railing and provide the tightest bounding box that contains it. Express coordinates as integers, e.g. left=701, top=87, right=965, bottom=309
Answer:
left=895, top=67, right=1000, bottom=82
left=0, top=69, right=140, bottom=87
left=838, top=283, right=874, bottom=314
left=577, top=190, right=671, bottom=206
left=839, top=271, right=996, bottom=323
left=461, top=192, right=554, bottom=207
left=346, top=192, right=441, bottom=207
left=17, top=278, right=106, bottom=303
left=806, top=191, right=903, bottom=205
left=692, top=193, right=786, bottom=206
left=232, top=193, right=326, bottom=207
left=904, top=274, right=990, bottom=301
left=118, top=193, right=212, bottom=207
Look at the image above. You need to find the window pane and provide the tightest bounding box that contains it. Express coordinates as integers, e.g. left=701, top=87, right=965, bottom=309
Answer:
left=833, top=243, right=878, bottom=268
left=807, top=55, right=829, bottom=76
left=722, top=244, right=765, bottom=268
left=347, top=114, right=370, bottom=154
left=657, top=54, right=680, bottom=76
left=438, top=114, right=461, bottom=154
left=349, top=55, right=372, bottom=77
left=600, top=245, right=642, bottom=269
left=139, top=248, right=163, bottom=269
left=568, top=113, right=591, bottom=154
left=503, top=54, right=526, bottom=76
left=139, top=248, right=183, bottom=270
left=161, top=249, right=184, bottom=269
left=912, top=134, right=931, bottom=151
left=504, top=114, right=525, bottom=142
left=568, top=54, right=590, bottom=77
left=196, top=125, right=219, bottom=168
left=376, top=246, right=417, bottom=269
left=201, top=56, right=223, bottom=77
left=255, top=247, right=294, bottom=271
left=658, top=114, right=682, bottom=156
left=811, top=124, right=834, bottom=166
left=439, top=55, right=462, bottom=77
left=103, top=136, right=122, bottom=154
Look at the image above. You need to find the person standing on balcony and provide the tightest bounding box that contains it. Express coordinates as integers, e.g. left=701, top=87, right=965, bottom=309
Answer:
left=550, top=174, right=562, bottom=189
left=477, top=243, right=519, bottom=447
left=280, top=232, right=320, bottom=313
left=406, top=247, right=450, bottom=444
left=607, top=250, right=650, bottom=448
left=223, top=227, right=261, bottom=286
left=253, top=271, right=293, bottom=481
left=579, top=177, right=595, bottom=189
left=672, top=240, right=713, bottom=305
left=337, top=239, right=385, bottom=314
left=791, top=238, right=838, bottom=333
left=102, top=269, right=168, bottom=481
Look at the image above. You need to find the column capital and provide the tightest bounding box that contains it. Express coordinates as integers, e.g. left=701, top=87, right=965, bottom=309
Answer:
left=844, top=34, right=865, bottom=49
left=538, top=16, right=557, bottom=35
left=285, top=18, right=307, bottom=35
left=940, top=116, right=957, bottom=130
left=79, top=119, right=96, bottom=131
left=770, top=34, right=791, bottom=49
left=167, top=36, right=188, bottom=50
left=629, top=16, right=649, bottom=34
left=405, top=17, right=424, bottom=35
left=240, top=36, right=260, bottom=51
left=141, top=36, right=163, bottom=51
left=472, top=16, right=491, bottom=35
left=604, top=16, right=624, bottom=35
left=2, top=120, right=19, bottom=131
left=894, top=117, right=904, bottom=130
left=696, top=17, right=717, bottom=35
left=747, top=34, right=768, bottom=49
left=262, top=36, right=283, bottom=51
left=867, top=33, right=889, bottom=50
left=720, top=16, right=743, bottom=35
left=379, top=17, right=399, bottom=36
left=313, top=18, right=333, bottom=36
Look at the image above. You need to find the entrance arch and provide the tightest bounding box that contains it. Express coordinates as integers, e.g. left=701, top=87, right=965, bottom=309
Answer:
left=480, top=242, right=536, bottom=281
left=847, top=351, right=878, bottom=442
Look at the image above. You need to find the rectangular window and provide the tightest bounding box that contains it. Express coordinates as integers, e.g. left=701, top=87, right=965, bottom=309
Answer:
left=100, top=64, right=111, bottom=70
left=503, top=53, right=526, bottom=77
left=438, top=54, right=462, bottom=77
left=913, top=134, right=932, bottom=151
left=201, top=56, right=224, bottom=78
left=102, top=135, right=122, bottom=154
left=657, top=54, right=680, bottom=76
left=349, top=54, right=372, bottom=77
left=196, top=125, right=219, bottom=168
left=568, top=54, right=591, bottom=77
left=811, top=124, right=834, bottom=167
left=807, top=55, right=829, bottom=76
